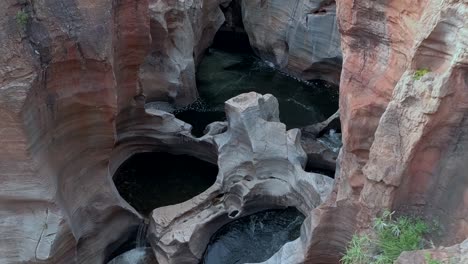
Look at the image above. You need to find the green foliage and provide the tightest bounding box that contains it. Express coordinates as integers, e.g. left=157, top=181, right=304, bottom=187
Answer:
left=413, top=68, right=430, bottom=80
left=376, top=214, right=428, bottom=263
left=342, top=210, right=430, bottom=264
left=341, top=235, right=372, bottom=264
left=16, top=10, right=29, bottom=29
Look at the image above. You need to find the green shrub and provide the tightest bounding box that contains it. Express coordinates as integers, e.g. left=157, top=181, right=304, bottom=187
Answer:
left=413, top=68, right=430, bottom=80
left=375, top=213, right=428, bottom=263
left=16, top=10, right=29, bottom=29
left=342, top=211, right=430, bottom=264
left=341, top=235, right=372, bottom=264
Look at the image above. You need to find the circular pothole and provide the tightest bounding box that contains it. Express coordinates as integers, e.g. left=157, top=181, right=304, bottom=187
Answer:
left=113, top=152, right=218, bottom=215
left=202, top=207, right=305, bottom=264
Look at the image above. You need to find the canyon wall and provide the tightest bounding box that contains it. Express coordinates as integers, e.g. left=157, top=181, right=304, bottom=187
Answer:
left=241, top=0, right=342, bottom=84
left=1, top=0, right=467, bottom=263
left=297, top=0, right=468, bottom=262
left=0, top=0, right=153, bottom=262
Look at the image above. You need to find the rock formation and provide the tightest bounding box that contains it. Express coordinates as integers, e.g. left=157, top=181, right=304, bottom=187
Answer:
left=241, top=0, right=342, bottom=84
left=293, top=0, right=468, bottom=263
left=139, top=0, right=228, bottom=106
left=1, top=0, right=467, bottom=263
left=147, top=92, right=333, bottom=263
left=396, top=238, right=468, bottom=264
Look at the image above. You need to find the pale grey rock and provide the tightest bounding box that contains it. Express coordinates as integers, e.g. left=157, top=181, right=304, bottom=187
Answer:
left=241, top=0, right=342, bottom=84
left=146, top=92, right=334, bottom=264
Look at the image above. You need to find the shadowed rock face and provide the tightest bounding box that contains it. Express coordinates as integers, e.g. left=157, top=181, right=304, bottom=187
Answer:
left=241, top=0, right=342, bottom=85
left=139, top=0, right=227, bottom=106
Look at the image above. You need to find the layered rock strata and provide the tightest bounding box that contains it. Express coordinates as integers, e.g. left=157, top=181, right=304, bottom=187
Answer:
left=292, top=0, right=468, bottom=263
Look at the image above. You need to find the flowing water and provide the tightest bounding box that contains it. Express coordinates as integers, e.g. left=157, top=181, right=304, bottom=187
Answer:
left=175, top=49, right=339, bottom=137
left=202, top=207, right=305, bottom=264
left=318, top=129, right=343, bottom=153
left=113, top=152, right=218, bottom=215
left=136, top=221, right=148, bottom=248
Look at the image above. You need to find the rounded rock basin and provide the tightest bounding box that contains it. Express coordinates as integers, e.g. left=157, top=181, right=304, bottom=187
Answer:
left=113, top=152, right=218, bottom=215
left=201, top=207, right=305, bottom=264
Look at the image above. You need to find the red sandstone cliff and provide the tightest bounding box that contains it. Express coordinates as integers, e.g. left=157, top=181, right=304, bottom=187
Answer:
left=0, top=0, right=467, bottom=263
left=303, top=0, right=468, bottom=262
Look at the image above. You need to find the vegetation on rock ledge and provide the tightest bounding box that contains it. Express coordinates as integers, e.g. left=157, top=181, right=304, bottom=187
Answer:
left=342, top=211, right=433, bottom=264
left=413, top=68, right=431, bottom=80
left=16, top=10, right=29, bottom=30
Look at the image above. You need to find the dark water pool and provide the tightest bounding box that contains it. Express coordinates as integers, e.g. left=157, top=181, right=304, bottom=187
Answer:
left=202, top=207, right=305, bottom=264
left=175, top=49, right=339, bottom=137
left=113, top=152, right=218, bottom=215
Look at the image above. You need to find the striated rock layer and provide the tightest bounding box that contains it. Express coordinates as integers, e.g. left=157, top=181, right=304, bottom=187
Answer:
left=0, top=0, right=150, bottom=262
left=241, top=0, right=342, bottom=84
left=288, top=0, right=468, bottom=263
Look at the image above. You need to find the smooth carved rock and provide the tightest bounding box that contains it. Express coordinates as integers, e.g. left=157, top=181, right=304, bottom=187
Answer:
left=139, top=0, right=229, bottom=106
left=1, top=0, right=152, bottom=262
left=241, top=0, right=342, bottom=84
left=146, top=92, right=334, bottom=264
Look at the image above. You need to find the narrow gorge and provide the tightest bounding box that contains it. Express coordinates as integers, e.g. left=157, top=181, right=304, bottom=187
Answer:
left=0, top=0, right=466, bottom=264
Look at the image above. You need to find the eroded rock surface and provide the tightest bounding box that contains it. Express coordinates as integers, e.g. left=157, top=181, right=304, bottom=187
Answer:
left=295, top=0, right=468, bottom=263
left=241, top=0, right=342, bottom=84
left=147, top=92, right=334, bottom=264
left=139, top=0, right=229, bottom=106
left=396, top=239, right=468, bottom=264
